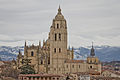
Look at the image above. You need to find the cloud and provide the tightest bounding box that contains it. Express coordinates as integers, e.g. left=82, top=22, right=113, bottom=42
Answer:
left=0, top=0, right=120, bottom=47
left=0, top=32, right=48, bottom=45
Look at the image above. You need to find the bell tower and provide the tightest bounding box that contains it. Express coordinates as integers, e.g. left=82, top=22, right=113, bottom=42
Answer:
left=49, top=6, right=68, bottom=74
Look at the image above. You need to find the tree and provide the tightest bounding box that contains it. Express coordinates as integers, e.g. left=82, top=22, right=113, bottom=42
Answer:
left=19, top=59, right=35, bottom=74
left=1, top=66, right=20, bottom=79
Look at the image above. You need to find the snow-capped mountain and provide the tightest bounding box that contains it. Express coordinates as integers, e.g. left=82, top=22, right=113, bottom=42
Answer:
left=0, top=46, right=24, bottom=61
left=0, top=46, right=120, bottom=61
left=74, top=46, right=120, bottom=61
left=0, top=46, right=24, bottom=54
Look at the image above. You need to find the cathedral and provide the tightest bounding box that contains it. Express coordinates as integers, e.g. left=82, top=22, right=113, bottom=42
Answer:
left=16, top=6, right=101, bottom=75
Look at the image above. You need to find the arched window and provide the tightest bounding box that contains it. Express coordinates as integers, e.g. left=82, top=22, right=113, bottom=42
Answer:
left=66, top=65, right=68, bottom=68
left=72, top=65, right=74, bottom=68
left=90, top=60, right=92, bottom=63
left=31, top=51, right=34, bottom=56
left=90, top=66, right=92, bottom=68
left=57, top=24, right=59, bottom=29
left=29, top=77, right=31, bottom=80
left=41, top=60, right=43, bottom=64
left=95, top=59, right=96, bottom=63
left=59, top=48, right=61, bottom=53
left=55, top=33, right=57, bottom=41
left=33, top=77, right=35, bottom=80
left=59, top=33, right=61, bottom=40
left=45, top=77, right=47, bottom=80
left=48, top=59, right=50, bottom=64
left=54, top=48, right=56, bottom=53
left=37, top=77, right=39, bottom=80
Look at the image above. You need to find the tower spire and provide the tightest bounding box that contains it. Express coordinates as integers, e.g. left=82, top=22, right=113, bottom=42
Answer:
left=19, top=49, right=21, bottom=54
left=58, top=5, right=61, bottom=14
left=59, top=5, right=60, bottom=9
left=39, top=40, right=41, bottom=48
left=18, top=49, right=22, bottom=57
left=92, top=42, right=93, bottom=48
left=25, top=40, right=27, bottom=47
left=90, top=42, right=95, bottom=56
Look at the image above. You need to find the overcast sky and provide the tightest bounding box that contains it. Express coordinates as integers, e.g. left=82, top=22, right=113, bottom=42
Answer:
left=0, top=0, right=120, bottom=47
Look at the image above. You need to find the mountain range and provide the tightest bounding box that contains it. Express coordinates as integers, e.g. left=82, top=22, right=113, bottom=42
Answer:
left=0, top=46, right=120, bottom=62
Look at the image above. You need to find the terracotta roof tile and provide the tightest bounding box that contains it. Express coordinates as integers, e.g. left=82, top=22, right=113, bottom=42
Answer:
left=91, top=76, right=120, bottom=80
left=102, top=69, right=120, bottom=75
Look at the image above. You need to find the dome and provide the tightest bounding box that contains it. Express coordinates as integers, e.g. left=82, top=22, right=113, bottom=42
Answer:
left=54, top=6, right=65, bottom=20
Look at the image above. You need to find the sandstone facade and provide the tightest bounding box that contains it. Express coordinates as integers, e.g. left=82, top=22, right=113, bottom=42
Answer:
left=16, top=6, right=101, bottom=75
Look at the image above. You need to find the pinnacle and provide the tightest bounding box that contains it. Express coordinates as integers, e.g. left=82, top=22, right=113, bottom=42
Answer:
left=58, top=5, right=61, bottom=14
left=92, top=42, right=93, bottom=48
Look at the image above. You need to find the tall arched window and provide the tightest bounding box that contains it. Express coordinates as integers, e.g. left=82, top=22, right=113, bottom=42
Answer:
left=57, top=24, right=59, bottom=29
left=66, top=65, right=68, bottom=68
left=48, top=59, right=50, bottom=64
left=54, top=48, right=56, bottom=53
left=72, top=65, right=74, bottom=68
left=59, top=33, right=61, bottom=40
left=59, top=48, right=61, bottom=53
left=31, top=51, right=34, bottom=56
left=41, top=60, right=43, bottom=64
left=55, top=33, right=57, bottom=41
